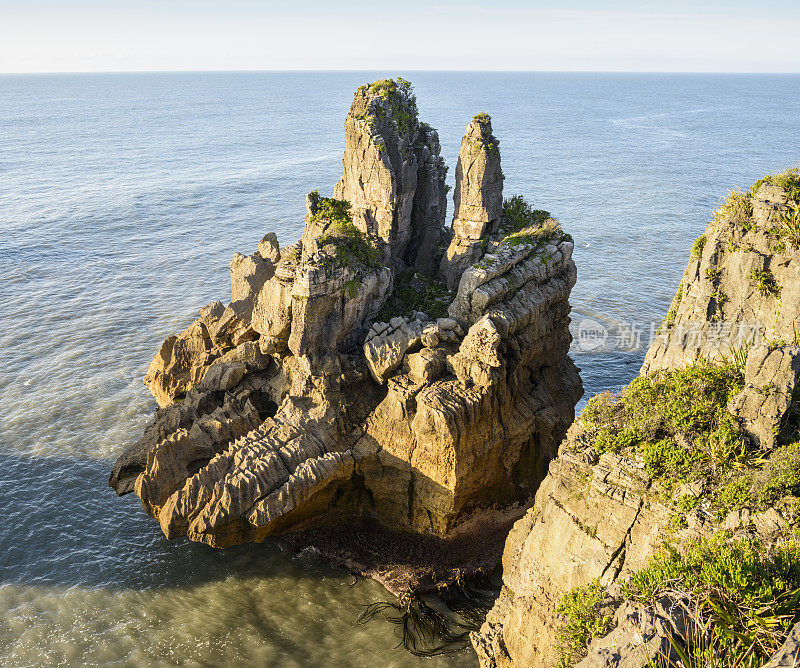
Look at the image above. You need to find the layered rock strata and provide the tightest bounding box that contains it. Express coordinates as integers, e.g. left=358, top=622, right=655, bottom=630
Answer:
left=440, top=113, right=504, bottom=290
left=474, top=172, right=800, bottom=666
left=110, top=80, right=581, bottom=583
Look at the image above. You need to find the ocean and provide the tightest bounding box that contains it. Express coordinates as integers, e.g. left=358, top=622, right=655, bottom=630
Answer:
left=1, top=71, right=798, bottom=666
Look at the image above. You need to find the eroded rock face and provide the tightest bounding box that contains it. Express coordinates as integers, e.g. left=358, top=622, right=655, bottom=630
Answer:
left=110, top=79, right=581, bottom=588
left=474, top=175, right=800, bottom=667
left=440, top=114, right=503, bottom=290
left=472, top=431, right=677, bottom=667
left=728, top=343, right=800, bottom=450
left=333, top=79, right=447, bottom=267
left=643, top=182, right=800, bottom=374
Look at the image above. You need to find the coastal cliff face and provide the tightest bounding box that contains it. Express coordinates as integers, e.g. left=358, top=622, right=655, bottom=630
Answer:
left=644, top=178, right=800, bottom=373
left=110, top=80, right=582, bottom=592
left=474, top=170, right=800, bottom=667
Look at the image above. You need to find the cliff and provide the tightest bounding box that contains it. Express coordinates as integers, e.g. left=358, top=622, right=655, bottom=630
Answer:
left=474, top=169, right=800, bottom=667
left=109, top=80, right=582, bottom=595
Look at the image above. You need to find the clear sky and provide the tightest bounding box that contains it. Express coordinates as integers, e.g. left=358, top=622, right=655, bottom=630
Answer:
left=1, top=0, right=799, bottom=73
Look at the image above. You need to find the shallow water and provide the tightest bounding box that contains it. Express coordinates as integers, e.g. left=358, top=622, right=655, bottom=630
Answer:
left=1, top=71, right=799, bottom=666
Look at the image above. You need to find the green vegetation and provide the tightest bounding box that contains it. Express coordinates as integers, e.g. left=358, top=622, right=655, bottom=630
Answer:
left=309, top=192, right=352, bottom=226
left=374, top=268, right=453, bottom=321
left=749, top=166, right=800, bottom=204
left=662, top=282, right=683, bottom=329
left=312, top=196, right=381, bottom=271
left=779, top=205, right=800, bottom=248
left=772, top=239, right=788, bottom=254
left=622, top=534, right=800, bottom=666
left=714, top=189, right=753, bottom=227
left=712, top=288, right=728, bottom=307
left=500, top=195, right=551, bottom=234
left=714, top=437, right=800, bottom=520
left=570, top=213, right=800, bottom=660
left=748, top=268, right=781, bottom=297
left=344, top=277, right=361, bottom=298
left=555, top=579, right=612, bottom=667
left=472, top=112, right=492, bottom=138
left=281, top=244, right=300, bottom=263
left=495, top=195, right=571, bottom=250
left=361, top=77, right=418, bottom=138
left=581, top=361, right=745, bottom=495
left=691, top=234, right=707, bottom=258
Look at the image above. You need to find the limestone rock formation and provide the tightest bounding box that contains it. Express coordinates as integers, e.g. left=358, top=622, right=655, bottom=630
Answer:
left=440, top=113, right=504, bottom=290
left=474, top=170, right=800, bottom=667
left=333, top=78, right=447, bottom=270
left=110, top=80, right=581, bottom=584
left=644, top=176, right=800, bottom=373
left=472, top=431, right=677, bottom=667
left=728, top=343, right=800, bottom=450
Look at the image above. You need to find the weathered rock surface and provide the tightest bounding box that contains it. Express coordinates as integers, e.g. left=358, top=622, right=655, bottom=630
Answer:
left=110, top=80, right=581, bottom=587
left=440, top=114, right=503, bottom=290
left=333, top=79, right=447, bottom=268
left=643, top=181, right=800, bottom=374
left=728, top=343, right=800, bottom=449
left=471, top=429, right=678, bottom=667
left=576, top=600, right=685, bottom=668
left=474, top=174, right=800, bottom=667
left=763, top=621, right=800, bottom=667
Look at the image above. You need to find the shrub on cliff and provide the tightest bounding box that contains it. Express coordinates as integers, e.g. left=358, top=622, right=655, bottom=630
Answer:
left=374, top=268, right=452, bottom=321
left=360, top=77, right=418, bottom=137
left=555, top=579, right=612, bottom=667
left=499, top=195, right=551, bottom=235
left=312, top=196, right=381, bottom=271
left=496, top=194, right=572, bottom=250
left=750, top=166, right=800, bottom=203
left=581, top=361, right=745, bottom=494
left=623, top=533, right=800, bottom=665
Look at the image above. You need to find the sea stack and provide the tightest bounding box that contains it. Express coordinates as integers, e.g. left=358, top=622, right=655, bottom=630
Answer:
left=439, top=113, right=504, bottom=290
left=110, top=79, right=581, bottom=594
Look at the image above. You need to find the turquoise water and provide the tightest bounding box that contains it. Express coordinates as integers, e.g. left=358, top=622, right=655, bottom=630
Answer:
left=1, top=72, right=799, bottom=666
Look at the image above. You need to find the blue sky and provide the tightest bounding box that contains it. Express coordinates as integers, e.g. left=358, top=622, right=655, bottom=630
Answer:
left=1, top=0, right=798, bottom=73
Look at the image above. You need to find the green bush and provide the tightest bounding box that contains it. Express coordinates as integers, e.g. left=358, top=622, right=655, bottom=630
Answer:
left=500, top=195, right=551, bottom=235
left=748, top=268, right=781, bottom=296
left=623, top=534, right=800, bottom=665
left=714, top=189, right=753, bottom=225
left=750, top=167, right=800, bottom=204
left=755, top=441, right=800, bottom=506
left=313, top=197, right=381, bottom=271
left=555, top=579, right=612, bottom=667
left=642, top=438, right=703, bottom=482
left=691, top=234, right=707, bottom=258
left=779, top=205, right=800, bottom=247
left=310, top=194, right=352, bottom=226
left=581, top=362, right=745, bottom=492
left=374, top=268, right=453, bottom=321
left=363, top=77, right=418, bottom=137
